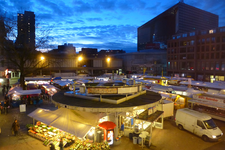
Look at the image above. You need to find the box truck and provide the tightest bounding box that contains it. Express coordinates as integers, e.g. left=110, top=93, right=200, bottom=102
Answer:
left=175, top=108, right=223, bottom=141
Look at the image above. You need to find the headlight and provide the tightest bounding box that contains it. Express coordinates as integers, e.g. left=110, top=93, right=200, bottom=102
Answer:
left=212, top=135, right=216, bottom=138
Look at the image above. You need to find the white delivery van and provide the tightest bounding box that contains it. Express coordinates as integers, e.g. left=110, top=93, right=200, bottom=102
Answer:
left=175, top=108, right=223, bottom=141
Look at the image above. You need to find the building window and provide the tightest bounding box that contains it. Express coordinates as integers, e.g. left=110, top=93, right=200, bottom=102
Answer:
left=202, top=39, right=205, bottom=44
left=190, top=40, right=195, bottom=45
left=222, top=44, right=225, bottom=50
left=197, top=54, right=200, bottom=59
left=197, top=46, right=200, bottom=52
left=201, top=31, right=207, bottom=35
left=216, top=45, right=220, bottom=51
left=211, top=53, right=214, bottom=59
left=216, top=53, right=220, bottom=59
left=206, top=53, right=209, bottom=59
left=177, top=35, right=181, bottom=39
left=172, top=36, right=176, bottom=39
left=190, top=32, right=195, bottom=36
left=183, top=33, right=187, bottom=37
left=168, top=62, right=170, bottom=69
left=223, top=36, right=225, bottom=42
left=209, top=29, right=216, bottom=34
left=206, top=62, right=209, bottom=70
left=201, top=53, right=204, bottom=59
left=220, top=28, right=225, bottom=32
left=206, top=46, right=209, bottom=51
left=222, top=52, right=225, bottom=59
left=211, top=37, right=215, bottom=43
left=211, top=45, right=215, bottom=51
left=197, top=62, right=201, bottom=71
left=222, top=62, right=225, bottom=71
left=216, top=62, right=219, bottom=71
left=202, top=62, right=205, bottom=70
left=216, top=37, right=220, bottom=43
left=201, top=46, right=205, bottom=52
left=211, top=62, right=214, bottom=70
left=206, top=38, right=210, bottom=43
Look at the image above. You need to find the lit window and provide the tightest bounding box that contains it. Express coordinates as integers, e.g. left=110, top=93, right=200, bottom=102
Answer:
left=177, top=35, right=181, bottom=39
left=182, top=33, right=187, bottom=37
left=209, top=29, right=216, bottom=34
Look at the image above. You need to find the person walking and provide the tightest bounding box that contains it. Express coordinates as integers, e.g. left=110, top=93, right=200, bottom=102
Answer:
left=49, top=143, right=55, bottom=150
left=11, top=119, right=20, bottom=136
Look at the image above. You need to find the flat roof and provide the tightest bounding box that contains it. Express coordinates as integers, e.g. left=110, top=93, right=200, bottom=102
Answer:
left=52, top=91, right=162, bottom=112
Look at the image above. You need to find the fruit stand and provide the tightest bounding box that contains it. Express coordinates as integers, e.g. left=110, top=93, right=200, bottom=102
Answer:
left=28, top=121, right=75, bottom=149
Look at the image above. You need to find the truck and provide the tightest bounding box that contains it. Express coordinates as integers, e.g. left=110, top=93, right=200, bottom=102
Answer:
left=175, top=108, right=223, bottom=141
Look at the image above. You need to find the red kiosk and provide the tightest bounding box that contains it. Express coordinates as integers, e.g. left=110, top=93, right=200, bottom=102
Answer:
left=98, top=121, right=116, bottom=145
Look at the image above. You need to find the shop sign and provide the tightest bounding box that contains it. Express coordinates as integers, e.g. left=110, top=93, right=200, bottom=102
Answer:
left=195, top=95, right=225, bottom=103
left=87, top=87, right=118, bottom=94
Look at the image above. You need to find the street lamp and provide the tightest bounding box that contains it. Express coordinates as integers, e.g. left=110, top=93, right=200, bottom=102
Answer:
left=107, top=57, right=110, bottom=63
left=40, top=56, right=45, bottom=61
left=78, top=56, right=83, bottom=62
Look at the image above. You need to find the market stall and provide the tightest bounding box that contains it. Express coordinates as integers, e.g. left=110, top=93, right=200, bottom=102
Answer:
left=27, top=108, right=108, bottom=149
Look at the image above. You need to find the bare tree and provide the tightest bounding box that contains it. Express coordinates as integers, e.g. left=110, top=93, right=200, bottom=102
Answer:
left=0, top=14, right=52, bottom=89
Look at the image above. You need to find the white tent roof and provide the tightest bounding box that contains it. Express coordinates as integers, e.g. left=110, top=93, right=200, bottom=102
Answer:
left=14, top=89, right=41, bottom=95
left=8, top=87, right=41, bottom=96
left=8, top=86, right=23, bottom=95
left=28, top=108, right=104, bottom=138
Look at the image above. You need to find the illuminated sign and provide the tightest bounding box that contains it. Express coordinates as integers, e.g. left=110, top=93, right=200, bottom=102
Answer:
left=87, top=87, right=118, bottom=94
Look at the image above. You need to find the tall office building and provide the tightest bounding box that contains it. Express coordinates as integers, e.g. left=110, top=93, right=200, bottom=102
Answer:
left=138, top=2, right=218, bottom=51
left=16, top=11, right=35, bottom=50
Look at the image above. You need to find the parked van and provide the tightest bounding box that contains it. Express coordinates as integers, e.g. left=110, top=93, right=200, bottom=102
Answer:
left=175, top=108, right=223, bottom=141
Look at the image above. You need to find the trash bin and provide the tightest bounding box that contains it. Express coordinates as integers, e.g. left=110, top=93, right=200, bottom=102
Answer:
left=96, top=130, right=102, bottom=143
left=129, top=133, right=133, bottom=140
left=138, top=137, right=142, bottom=144
left=133, top=137, right=138, bottom=144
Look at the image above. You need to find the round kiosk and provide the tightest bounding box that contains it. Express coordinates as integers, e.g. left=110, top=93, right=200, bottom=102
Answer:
left=52, top=81, right=163, bottom=147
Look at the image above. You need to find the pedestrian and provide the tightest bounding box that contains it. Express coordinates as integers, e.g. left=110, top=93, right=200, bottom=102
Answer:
left=11, top=119, right=20, bottom=136
left=49, top=142, right=55, bottom=150
left=59, top=137, right=64, bottom=150
left=120, top=122, right=124, bottom=136
left=2, top=88, right=5, bottom=96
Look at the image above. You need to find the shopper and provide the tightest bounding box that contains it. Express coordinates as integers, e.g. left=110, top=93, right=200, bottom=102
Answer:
left=59, top=138, right=64, bottom=150
left=11, top=119, right=20, bottom=136
left=49, top=143, right=56, bottom=150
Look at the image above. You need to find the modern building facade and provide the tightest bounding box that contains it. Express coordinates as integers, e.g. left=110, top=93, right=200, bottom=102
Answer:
left=16, top=11, right=35, bottom=50
left=138, top=2, right=218, bottom=51
left=167, top=26, right=225, bottom=82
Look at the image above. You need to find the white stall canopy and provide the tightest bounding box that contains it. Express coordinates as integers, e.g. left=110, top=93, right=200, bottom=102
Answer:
left=28, top=108, right=104, bottom=138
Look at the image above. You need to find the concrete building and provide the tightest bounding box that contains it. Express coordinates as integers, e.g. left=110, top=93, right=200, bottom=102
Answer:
left=167, top=26, right=225, bottom=82
left=138, top=1, right=218, bottom=51
left=49, top=43, right=76, bottom=54
left=112, top=50, right=167, bottom=76
left=40, top=52, right=123, bottom=76
left=16, top=11, right=35, bottom=50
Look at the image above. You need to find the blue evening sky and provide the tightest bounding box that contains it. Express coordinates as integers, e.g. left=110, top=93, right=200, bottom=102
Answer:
left=1, top=0, right=225, bottom=53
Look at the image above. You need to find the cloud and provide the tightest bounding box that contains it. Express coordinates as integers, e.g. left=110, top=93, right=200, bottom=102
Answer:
left=86, top=18, right=102, bottom=22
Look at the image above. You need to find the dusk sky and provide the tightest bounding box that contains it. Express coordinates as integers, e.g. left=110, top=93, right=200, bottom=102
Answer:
left=1, top=0, right=225, bottom=53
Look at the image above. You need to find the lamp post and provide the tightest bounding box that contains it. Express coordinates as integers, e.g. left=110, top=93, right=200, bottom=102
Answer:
left=77, top=56, right=83, bottom=74
left=40, top=56, right=45, bottom=76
